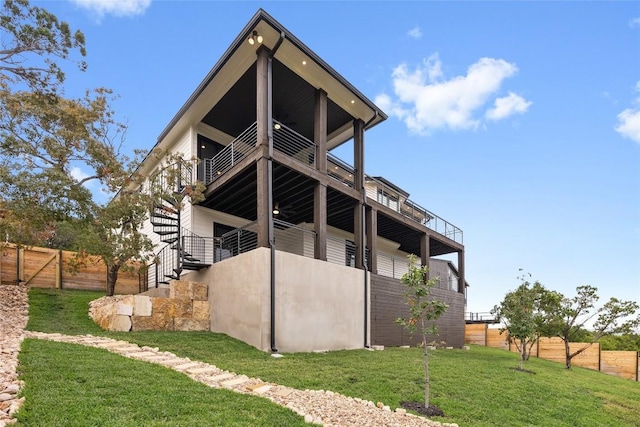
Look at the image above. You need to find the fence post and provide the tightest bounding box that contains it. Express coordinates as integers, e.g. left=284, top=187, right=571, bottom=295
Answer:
left=56, top=250, right=62, bottom=289
left=484, top=324, right=488, bottom=347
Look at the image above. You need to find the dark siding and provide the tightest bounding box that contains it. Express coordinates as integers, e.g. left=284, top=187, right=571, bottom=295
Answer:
left=371, top=273, right=465, bottom=348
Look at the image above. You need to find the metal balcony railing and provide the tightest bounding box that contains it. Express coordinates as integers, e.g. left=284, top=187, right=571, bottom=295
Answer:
left=215, top=218, right=316, bottom=261
left=273, top=121, right=316, bottom=167
left=202, top=122, right=257, bottom=185
left=325, top=153, right=463, bottom=244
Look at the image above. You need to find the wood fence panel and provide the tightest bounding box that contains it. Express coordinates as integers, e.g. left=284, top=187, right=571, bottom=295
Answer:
left=486, top=328, right=509, bottom=350
left=22, top=247, right=58, bottom=288
left=1, top=246, right=17, bottom=284
left=0, top=243, right=141, bottom=294
left=600, top=351, right=639, bottom=381
left=538, top=338, right=600, bottom=370
left=465, top=324, right=487, bottom=346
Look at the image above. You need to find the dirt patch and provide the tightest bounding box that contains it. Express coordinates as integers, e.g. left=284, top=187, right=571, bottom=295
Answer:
left=400, top=401, right=445, bottom=417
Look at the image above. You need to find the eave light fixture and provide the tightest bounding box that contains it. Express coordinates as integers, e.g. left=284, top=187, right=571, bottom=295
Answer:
left=248, top=30, right=263, bottom=45
left=273, top=122, right=281, bottom=130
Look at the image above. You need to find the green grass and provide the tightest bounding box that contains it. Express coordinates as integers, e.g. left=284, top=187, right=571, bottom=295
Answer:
left=16, top=339, right=307, bottom=427
left=24, top=288, right=640, bottom=427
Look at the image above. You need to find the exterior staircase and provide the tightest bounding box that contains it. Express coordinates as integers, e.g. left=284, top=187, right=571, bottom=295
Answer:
left=149, top=162, right=211, bottom=286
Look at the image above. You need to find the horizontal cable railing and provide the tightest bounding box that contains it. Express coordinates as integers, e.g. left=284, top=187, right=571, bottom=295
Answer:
left=327, top=153, right=355, bottom=188
left=273, top=120, right=316, bottom=167
left=273, top=219, right=316, bottom=258
left=202, top=122, right=258, bottom=186
left=215, top=219, right=317, bottom=261
left=217, top=221, right=258, bottom=260
left=325, top=153, right=463, bottom=244
left=465, top=312, right=498, bottom=323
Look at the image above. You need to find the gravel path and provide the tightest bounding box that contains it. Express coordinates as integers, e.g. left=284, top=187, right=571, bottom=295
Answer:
left=1, top=284, right=459, bottom=427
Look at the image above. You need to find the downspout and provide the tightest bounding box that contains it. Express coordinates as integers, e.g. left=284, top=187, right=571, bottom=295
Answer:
left=362, top=111, right=378, bottom=349
left=268, top=32, right=285, bottom=353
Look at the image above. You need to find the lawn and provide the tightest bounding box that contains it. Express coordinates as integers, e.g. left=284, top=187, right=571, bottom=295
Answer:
left=21, top=288, right=640, bottom=427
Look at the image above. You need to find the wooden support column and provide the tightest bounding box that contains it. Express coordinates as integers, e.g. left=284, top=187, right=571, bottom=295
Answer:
left=457, top=249, right=466, bottom=294
left=421, top=233, right=430, bottom=276
left=365, top=207, right=377, bottom=274
left=315, top=89, right=327, bottom=172
left=314, top=89, right=328, bottom=260
left=314, top=183, right=327, bottom=260
left=354, top=203, right=364, bottom=269
left=353, top=119, right=365, bottom=269
left=256, top=46, right=271, bottom=149
left=256, top=46, right=272, bottom=249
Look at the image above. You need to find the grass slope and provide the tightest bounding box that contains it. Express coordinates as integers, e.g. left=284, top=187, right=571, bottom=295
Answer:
left=25, top=288, right=640, bottom=427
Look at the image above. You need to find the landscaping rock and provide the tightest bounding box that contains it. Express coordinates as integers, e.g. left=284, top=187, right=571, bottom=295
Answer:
left=0, top=283, right=28, bottom=425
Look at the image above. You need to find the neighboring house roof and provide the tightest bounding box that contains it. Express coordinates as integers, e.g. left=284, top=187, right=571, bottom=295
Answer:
left=153, top=8, right=387, bottom=161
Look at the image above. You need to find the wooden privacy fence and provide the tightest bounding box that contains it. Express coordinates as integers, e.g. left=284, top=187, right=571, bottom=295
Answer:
left=465, top=323, right=639, bottom=381
left=0, top=243, right=146, bottom=294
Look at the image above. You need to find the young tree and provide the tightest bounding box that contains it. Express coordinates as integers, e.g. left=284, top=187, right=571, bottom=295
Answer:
left=396, top=254, right=448, bottom=411
left=542, top=285, right=640, bottom=369
left=491, top=273, right=560, bottom=370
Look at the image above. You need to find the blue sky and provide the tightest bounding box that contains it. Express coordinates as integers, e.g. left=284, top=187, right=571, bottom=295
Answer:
left=38, top=1, right=639, bottom=315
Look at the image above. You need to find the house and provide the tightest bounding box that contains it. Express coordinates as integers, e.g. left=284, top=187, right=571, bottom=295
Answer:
left=138, top=9, right=466, bottom=352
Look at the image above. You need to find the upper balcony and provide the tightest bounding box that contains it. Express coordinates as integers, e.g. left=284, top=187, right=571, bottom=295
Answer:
left=196, top=120, right=463, bottom=246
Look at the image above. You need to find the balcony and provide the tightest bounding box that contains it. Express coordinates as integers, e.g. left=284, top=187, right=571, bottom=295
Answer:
left=198, top=121, right=462, bottom=245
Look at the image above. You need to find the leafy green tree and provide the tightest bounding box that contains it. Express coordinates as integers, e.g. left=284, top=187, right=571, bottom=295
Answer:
left=396, top=254, right=448, bottom=411
left=0, top=0, right=86, bottom=91
left=0, top=0, right=206, bottom=295
left=542, top=285, right=640, bottom=369
left=491, top=273, right=561, bottom=371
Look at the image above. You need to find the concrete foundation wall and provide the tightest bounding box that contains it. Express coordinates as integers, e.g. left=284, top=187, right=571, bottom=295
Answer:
left=184, top=248, right=270, bottom=350
left=274, top=250, right=367, bottom=352
left=184, top=248, right=369, bottom=353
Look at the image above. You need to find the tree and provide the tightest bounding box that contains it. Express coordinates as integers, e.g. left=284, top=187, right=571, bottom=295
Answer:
left=0, top=1, right=206, bottom=296
left=0, top=0, right=86, bottom=91
left=542, top=285, right=640, bottom=369
left=491, top=273, right=560, bottom=371
left=396, top=254, right=448, bottom=412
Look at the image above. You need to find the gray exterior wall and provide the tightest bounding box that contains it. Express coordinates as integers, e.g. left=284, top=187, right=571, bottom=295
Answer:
left=370, top=273, right=465, bottom=348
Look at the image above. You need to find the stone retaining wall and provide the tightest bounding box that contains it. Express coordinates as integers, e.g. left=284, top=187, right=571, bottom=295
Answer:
left=89, top=280, right=209, bottom=332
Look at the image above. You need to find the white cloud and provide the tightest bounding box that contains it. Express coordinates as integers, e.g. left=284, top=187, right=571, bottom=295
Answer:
left=70, top=0, right=151, bottom=19
left=614, top=81, right=640, bottom=144
left=629, top=17, right=640, bottom=28
left=407, top=27, right=422, bottom=39
left=70, top=166, right=90, bottom=182
left=486, top=92, right=532, bottom=121
left=615, top=109, right=640, bottom=144
left=378, top=54, right=528, bottom=135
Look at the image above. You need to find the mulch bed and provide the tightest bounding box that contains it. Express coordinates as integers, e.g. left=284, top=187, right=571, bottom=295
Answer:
left=400, top=401, right=445, bottom=417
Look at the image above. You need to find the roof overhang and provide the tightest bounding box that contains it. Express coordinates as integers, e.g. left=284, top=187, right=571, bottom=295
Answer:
left=156, top=9, right=387, bottom=154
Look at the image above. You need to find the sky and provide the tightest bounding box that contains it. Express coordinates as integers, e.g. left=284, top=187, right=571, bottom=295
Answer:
left=34, top=0, right=640, bottom=316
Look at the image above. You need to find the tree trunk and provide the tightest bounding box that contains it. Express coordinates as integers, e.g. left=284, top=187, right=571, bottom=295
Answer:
left=564, top=338, right=572, bottom=369
left=106, top=263, right=120, bottom=296
left=423, top=333, right=430, bottom=408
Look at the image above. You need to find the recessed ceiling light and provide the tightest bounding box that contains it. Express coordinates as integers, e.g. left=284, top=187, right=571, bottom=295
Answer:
left=351, top=100, right=355, bottom=104
left=201, top=145, right=205, bottom=149
left=302, top=60, right=307, bottom=65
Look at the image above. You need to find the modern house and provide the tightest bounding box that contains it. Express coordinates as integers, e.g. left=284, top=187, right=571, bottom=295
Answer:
left=139, top=9, right=466, bottom=352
